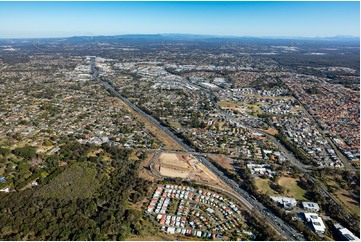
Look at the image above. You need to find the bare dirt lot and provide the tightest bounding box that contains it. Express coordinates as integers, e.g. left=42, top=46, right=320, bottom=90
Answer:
left=143, top=152, right=254, bottom=213
left=261, top=128, right=279, bottom=135
left=158, top=153, right=193, bottom=178
left=153, top=152, right=229, bottom=190
left=208, top=155, right=235, bottom=171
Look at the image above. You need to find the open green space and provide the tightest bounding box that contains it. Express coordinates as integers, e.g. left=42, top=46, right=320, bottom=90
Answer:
left=168, top=199, right=180, bottom=214
left=255, top=177, right=307, bottom=200
left=246, top=103, right=264, bottom=116
left=255, top=178, right=278, bottom=196
left=218, top=100, right=263, bottom=117
left=278, top=177, right=307, bottom=200
left=35, top=162, right=99, bottom=200
left=335, top=190, right=360, bottom=216
left=218, top=100, right=242, bottom=109
left=323, top=173, right=360, bottom=216
left=168, top=121, right=182, bottom=128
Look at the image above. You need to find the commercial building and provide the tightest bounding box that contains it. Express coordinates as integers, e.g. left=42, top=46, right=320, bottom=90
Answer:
left=270, top=196, right=297, bottom=209
left=304, top=213, right=326, bottom=234
left=302, top=201, right=320, bottom=212
left=334, top=224, right=360, bottom=241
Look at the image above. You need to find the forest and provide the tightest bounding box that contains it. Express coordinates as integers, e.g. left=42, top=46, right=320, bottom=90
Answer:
left=0, top=143, right=153, bottom=240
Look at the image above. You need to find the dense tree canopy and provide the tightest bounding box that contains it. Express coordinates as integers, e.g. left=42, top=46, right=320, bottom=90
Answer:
left=0, top=143, right=152, bottom=240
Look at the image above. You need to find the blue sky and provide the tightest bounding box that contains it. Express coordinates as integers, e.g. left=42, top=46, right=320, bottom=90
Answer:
left=0, top=1, right=359, bottom=38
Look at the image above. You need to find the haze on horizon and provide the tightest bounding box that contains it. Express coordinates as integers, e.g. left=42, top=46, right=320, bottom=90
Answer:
left=0, top=1, right=359, bottom=39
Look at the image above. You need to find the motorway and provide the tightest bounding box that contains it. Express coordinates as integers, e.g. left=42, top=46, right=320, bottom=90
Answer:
left=91, top=58, right=191, bottom=152
left=90, top=57, right=306, bottom=241
left=195, top=155, right=305, bottom=241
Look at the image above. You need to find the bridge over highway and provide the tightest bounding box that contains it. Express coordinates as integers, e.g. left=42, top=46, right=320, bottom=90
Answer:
left=90, top=57, right=307, bottom=241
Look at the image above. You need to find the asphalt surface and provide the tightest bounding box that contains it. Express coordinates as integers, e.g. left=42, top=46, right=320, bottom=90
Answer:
left=91, top=58, right=306, bottom=241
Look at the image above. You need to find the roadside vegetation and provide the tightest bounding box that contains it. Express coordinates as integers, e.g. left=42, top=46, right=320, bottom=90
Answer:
left=314, top=168, right=360, bottom=217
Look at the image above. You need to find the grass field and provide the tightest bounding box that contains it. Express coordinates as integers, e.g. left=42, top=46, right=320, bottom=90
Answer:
left=218, top=101, right=241, bottom=109
left=278, top=177, right=306, bottom=200
left=36, top=162, right=99, bottom=200
left=255, top=177, right=307, bottom=200
left=218, top=100, right=263, bottom=117
left=138, top=152, right=157, bottom=182
left=255, top=178, right=278, bottom=196
left=246, top=103, right=263, bottom=116
left=168, top=121, right=182, bottom=128
left=335, top=190, right=360, bottom=216
left=208, top=155, right=234, bottom=171
left=323, top=174, right=360, bottom=216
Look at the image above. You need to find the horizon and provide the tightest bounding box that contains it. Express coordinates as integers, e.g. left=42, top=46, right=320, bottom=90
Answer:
left=0, top=1, right=359, bottom=39
left=0, top=32, right=360, bottom=40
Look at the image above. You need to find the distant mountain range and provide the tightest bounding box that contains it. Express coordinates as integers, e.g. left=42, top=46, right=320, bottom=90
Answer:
left=1, top=33, right=359, bottom=45
left=63, top=33, right=360, bottom=43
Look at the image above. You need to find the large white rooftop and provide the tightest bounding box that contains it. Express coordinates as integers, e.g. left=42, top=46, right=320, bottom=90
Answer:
left=302, top=201, right=320, bottom=212
left=334, top=224, right=360, bottom=241
left=270, top=196, right=297, bottom=208
left=339, top=228, right=360, bottom=241
left=304, top=212, right=326, bottom=233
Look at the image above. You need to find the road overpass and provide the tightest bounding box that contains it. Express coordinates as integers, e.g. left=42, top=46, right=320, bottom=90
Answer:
left=90, top=57, right=306, bottom=241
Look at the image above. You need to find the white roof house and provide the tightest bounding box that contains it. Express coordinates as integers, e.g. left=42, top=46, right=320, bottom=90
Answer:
left=304, top=213, right=326, bottom=234
left=166, top=227, right=175, bottom=234
left=200, top=82, right=219, bottom=90
left=302, top=201, right=320, bottom=212
left=339, top=228, right=360, bottom=241
left=0, top=187, right=10, bottom=193
left=270, top=196, right=297, bottom=209
left=334, top=224, right=360, bottom=241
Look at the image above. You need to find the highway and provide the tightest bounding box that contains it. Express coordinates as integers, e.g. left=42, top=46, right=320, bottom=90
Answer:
left=90, top=57, right=306, bottom=241
left=195, top=155, right=305, bottom=241
left=91, top=59, right=190, bottom=152
left=192, top=81, right=359, bottom=233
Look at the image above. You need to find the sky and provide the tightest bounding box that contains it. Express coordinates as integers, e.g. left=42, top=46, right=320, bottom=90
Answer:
left=0, top=1, right=359, bottom=38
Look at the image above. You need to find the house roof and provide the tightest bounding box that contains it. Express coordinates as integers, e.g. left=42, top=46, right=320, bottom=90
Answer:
left=304, top=213, right=326, bottom=233
left=270, top=196, right=297, bottom=205
left=337, top=226, right=360, bottom=241
left=302, top=201, right=320, bottom=210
